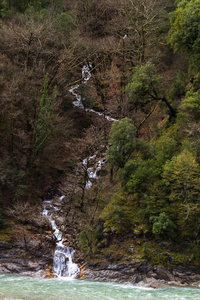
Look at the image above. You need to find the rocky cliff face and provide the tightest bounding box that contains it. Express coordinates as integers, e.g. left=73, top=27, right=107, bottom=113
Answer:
left=80, top=260, right=200, bottom=288
left=0, top=215, right=53, bottom=277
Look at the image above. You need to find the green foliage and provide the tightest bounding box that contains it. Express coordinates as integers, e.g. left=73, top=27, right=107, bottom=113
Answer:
left=181, top=89, right=200, bottom=121
left=168, top=0, right=200, bottom=69
left=1, top=0, right=50, bottom=18
left=162, top=149, right=200, bottom=204
left=126, top=62, right=163, bottom=112
left=168, top=71, right=186, bottom=99
left=118, top=160, right=139, bottom=187
left=101, top=195, right=132, bottom=233
left=23, top=5, right=48, bottom=22
left=1, top=0, right=9, bottom=18
left=56, top=11, right=77, bottom=32
left=151, top=128, right=180, bottom=168
left=78, top=224, right=102, bottom=254
left=121, top=129, right=179, bottom=192
left=107, top=118, right=147, bottom=169
left=126, top=62, right=176, bottom=119
left=150, top=212, right=177, bottom=239
left=125, top=159, right=158, bottom=194
left=160, top=149, right=200, bottom=237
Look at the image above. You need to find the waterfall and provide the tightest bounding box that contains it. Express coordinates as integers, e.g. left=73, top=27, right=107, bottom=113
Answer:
left=69, top=63, right=118, bottom=122
left=82, top=155, right=107, bottom=189
left=42, top=198, right=80, bottom=279
left=42, top=63, right=117, bottom=279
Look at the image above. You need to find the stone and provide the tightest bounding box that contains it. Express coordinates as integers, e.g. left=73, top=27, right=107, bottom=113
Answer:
left=140, top=277, right=167, bottom=288
left=133, top=230, right=142, bottom=239
left=55, top=216, right=65, bottom=226
left=110, top=227, right=116, bottom=233
left=155, top=266, right=175, bottom=282
left=28, top=216, right=51, bottom=231
left=0, top=241, right=12, bottom=250
left=128, top=245, right=135, bottom=254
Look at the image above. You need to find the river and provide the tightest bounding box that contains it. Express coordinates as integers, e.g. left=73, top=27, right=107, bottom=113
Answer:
left=0, top=274, right=200, bottom=300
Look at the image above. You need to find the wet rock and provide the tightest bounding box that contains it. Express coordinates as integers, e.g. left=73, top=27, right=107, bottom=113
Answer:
left=55, top=216, right=65, bottom=226
left=110, top=227, right=116, bottom=233
left=128, top=246, right=135, bottom=254
left=139, top=277, right=168, bottom=288
left=28, top=216, right=51, bottom=231
left=134, top=275, right=142, bottom=283
left=154, top=266, right=175, bottom=281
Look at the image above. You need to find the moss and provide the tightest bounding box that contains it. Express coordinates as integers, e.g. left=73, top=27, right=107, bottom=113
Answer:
left=0, top=227, right=13, bottom=242
left=173, top=253, right=190, bottom=264
left=92, top=102, right=103, bottom=112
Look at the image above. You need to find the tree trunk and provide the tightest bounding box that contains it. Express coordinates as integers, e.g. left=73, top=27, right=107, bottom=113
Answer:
left=162, top=96, right=177, bottom=120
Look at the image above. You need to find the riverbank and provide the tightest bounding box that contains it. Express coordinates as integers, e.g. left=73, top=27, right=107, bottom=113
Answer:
left=0, top=212, right=53, bottom=278
left=1, top=193, right=200, bottom=289
left=1, top=235, right=200, bottom=289
left=80, top=260, right=200, bottom=289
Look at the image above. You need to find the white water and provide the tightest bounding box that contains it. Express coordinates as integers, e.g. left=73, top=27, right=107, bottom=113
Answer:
left=42, top=198, right=80, bottom=279
left=41, top=63, right=116, bottom=279
left=69, top=62, right=118, bottom=122
left=82, top=155, right=107, bottom=189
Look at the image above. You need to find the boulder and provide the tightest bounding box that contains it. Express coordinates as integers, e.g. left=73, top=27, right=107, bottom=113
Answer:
left=154, top=266, right=175, bottom=282
left=28, top=216, right=51, bottom=231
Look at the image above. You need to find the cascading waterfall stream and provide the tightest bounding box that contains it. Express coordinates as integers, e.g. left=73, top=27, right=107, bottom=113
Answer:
left=42, top=198, right=80, bottom=279
left=70, top=62, right=117, bottom=188
left=69, top=63, right=118, bottom=122
left=42, top=63, right=117, bottom=279
left=83, top=155, right=107, bottom=189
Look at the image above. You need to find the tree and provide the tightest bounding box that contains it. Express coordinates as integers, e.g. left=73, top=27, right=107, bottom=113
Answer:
left=126, top=62, right=177, bottom=128
left=162, top=149, right=200, bottom=237
left=181, top=89, right=200, bottom=122
left=119, top=126, right=180, bottom=210
left=168, top=0, right=200, bottom=69
left=114, top=0, right=172, bottom=63
left=1, top=0, right=49, bottom=17
left=162, top=149, right=200, bottom=204
left=0, top=8, right=77, bottom=203
left=107, top=118, right=147, bottom=170
left=150, top=212, right=177, bottom=240
left=178, top=89, right=200, bottom=159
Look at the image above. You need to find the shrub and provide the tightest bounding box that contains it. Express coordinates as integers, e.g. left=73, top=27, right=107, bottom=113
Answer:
left=150, top=212, right=177, bottom=240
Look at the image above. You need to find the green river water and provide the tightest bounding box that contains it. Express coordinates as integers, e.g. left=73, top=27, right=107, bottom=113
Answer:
left=0, top=274, right=200, bottom=300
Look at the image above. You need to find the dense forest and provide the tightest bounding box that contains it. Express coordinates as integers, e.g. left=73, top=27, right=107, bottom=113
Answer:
left=1, top=0, right=200, bottom=267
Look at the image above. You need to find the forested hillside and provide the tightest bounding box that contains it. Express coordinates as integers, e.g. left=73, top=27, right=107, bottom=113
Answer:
left=1, top=0, right=200, bottom=268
